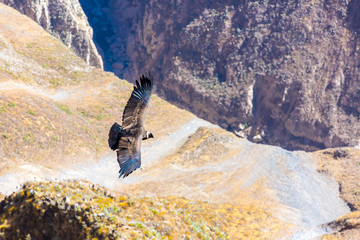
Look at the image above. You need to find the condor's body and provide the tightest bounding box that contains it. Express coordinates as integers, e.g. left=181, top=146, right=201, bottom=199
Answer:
left=108, top=73, right=154, bottom=178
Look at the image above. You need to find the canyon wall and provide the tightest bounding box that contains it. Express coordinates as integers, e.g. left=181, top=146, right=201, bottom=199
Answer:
left=0, top=0, right=103, bottom=68
left=3, top=0, right=359, bottom=151
left=81, top=0, right=360, bottom=151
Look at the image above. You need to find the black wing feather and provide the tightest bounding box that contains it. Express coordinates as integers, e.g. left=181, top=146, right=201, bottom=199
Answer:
left=108, top=122, right=122, bottom=150
left=136, top=80, right=141, bottom=90
left=117, top=149, right=141, bottom=178
left=121, top=73, right=153, bottom=128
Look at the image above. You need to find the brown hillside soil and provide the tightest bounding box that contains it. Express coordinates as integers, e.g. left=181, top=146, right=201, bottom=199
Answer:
left=314, top=148, right=360, bottom=239
left=163, top=126, right=242, bottom=169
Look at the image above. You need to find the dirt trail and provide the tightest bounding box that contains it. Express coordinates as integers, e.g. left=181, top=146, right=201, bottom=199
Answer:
left=0, top=116, right=213, bottom=193
left=0, top=115, right=350, bottom=239
left=0, top=81, right=69, bottom=100
left=59, top=120, right=349, bottom=239
left=0, top=81, right=350, bottom=239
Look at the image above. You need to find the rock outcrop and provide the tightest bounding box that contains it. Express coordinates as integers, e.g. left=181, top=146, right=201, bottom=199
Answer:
left=81, top=0, right=360, bottom=151
left=0, top=0, right=103, bottom=68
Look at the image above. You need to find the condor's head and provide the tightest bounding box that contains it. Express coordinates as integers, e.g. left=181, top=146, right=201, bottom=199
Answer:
left=143, top=131, right=154, bottom=140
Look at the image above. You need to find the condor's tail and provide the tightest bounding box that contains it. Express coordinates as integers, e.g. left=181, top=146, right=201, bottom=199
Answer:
left=108, top=122, right=122, bottom=150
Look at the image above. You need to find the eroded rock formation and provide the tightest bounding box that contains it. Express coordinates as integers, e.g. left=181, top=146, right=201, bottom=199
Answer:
left=80, top=0, right=360, bottom=151
left=0, top=0, right=103, bottom=68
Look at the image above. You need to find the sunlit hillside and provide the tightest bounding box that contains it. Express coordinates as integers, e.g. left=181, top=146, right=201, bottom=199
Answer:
left=0, top=180, right=288, bottom=239
left=0, top=3, right=193, bottom=177
left=0, top=4, right=286, bottom=239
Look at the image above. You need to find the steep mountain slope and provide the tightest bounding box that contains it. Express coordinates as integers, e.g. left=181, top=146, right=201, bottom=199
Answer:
left=0, top=3, right=193, bottom=176
left=80, top=0, right=360, bottom=151
left=0, top=0, right=103, bottom=68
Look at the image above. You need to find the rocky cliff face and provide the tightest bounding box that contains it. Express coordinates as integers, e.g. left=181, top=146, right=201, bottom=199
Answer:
left=0, top=0, right=103, bottom=68
left=80, top=0, right=360, bottom=151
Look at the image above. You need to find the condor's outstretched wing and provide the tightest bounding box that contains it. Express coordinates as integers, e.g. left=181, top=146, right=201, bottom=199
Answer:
left=115, top=73, right=153, bottom=178
left=121, top=73, right=153, bottom=129
left=114, top=128, right=143, bottom=178
left=117, top=146, right=141, bottom=178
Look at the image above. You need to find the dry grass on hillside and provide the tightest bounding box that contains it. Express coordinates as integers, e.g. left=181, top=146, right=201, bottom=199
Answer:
left=0, top=180, right=286, bottom=240
left=0, top=3, right=194, bottom=176
left=315, top=148, right=360, bottom=239
left=0, top=3, right=96, bottom=88
left=164, top=126, right=241, bottom=169
left=322, top=211, right=360, bottom=240
left=0, top=90, right=103, bottom=174
left=0, top=79, right=194, bottom=176
left=315, top=148, right=360, bottom=211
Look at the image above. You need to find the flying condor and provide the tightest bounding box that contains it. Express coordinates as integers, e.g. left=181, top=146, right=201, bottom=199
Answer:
left=108, top=73, right=154, bottom=178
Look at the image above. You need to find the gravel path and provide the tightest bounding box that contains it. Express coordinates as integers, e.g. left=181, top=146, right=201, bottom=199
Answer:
left=58, top=118, right=349, bottom=239
left=0, top=81, right=69, bottom=100
left=0, top=82, right=350, bottom=239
